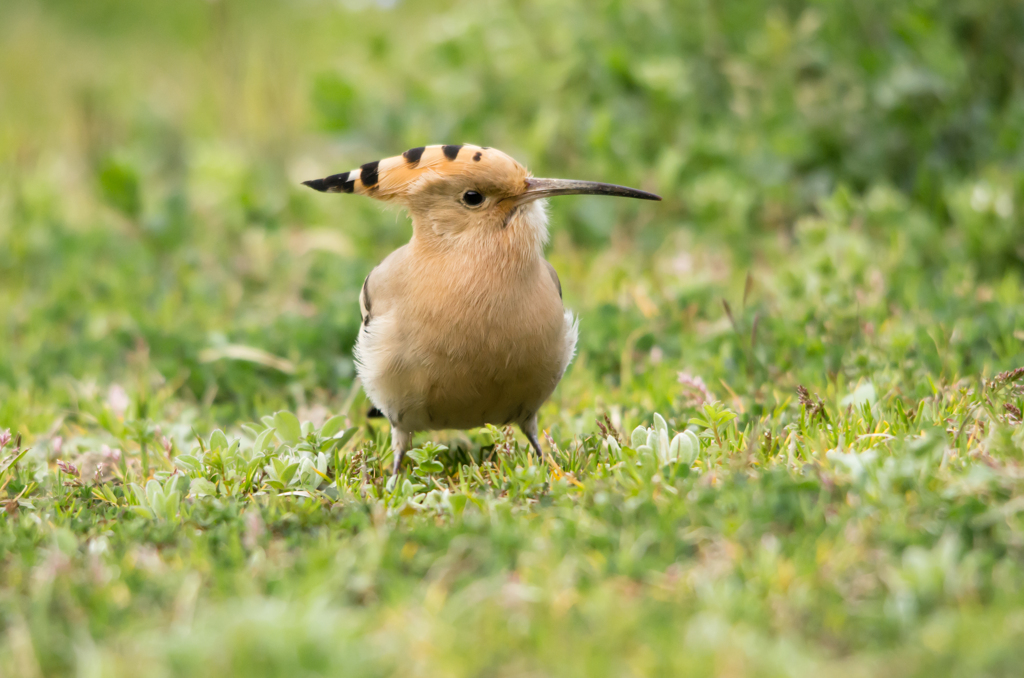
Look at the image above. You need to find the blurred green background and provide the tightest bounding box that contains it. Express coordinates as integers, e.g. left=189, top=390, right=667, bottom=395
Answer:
left=2, top=0, right=1021, bottom=430
left=3, top=2, right=1024, bottom=677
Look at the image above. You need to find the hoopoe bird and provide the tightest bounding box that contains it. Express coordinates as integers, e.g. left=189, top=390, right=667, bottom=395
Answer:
left=304, top=144, right=659, bottom=472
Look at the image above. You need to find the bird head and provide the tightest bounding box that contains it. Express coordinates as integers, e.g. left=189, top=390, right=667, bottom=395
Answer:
left=303, top=144, right=660, bottom=241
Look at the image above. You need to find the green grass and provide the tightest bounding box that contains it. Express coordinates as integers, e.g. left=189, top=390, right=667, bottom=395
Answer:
left=2, top=0, right=1024, bottom=675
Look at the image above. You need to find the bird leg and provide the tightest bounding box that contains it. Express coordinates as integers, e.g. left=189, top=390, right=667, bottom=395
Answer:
left=391, top=425, right=413, bottom=474
left=520, top=414, right=544, bottom=459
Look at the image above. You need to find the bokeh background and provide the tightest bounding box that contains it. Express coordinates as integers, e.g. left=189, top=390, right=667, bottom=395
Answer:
left=3, top=0, right=1022, bottom=432
left=3, top=2, right=1024, bottom=676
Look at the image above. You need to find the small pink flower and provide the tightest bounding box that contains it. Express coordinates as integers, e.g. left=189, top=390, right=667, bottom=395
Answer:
left=57, top=459, right=80, bottom=477
left=678, top=372, right=715, bottom=407
left=52, top=436, right=63, bottom=456
left=100, top=445, right=122, bottom=462
left=106, top=384, right=130, bottom=417
left=0, top=429, right=11, bottom=450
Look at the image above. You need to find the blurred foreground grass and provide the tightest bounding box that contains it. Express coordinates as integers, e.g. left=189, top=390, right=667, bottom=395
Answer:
left=1, top=0, right=1024, bottom=675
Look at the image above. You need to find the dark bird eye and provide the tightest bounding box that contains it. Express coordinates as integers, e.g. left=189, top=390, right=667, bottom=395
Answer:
left=462, top=190, right=484, bottom=206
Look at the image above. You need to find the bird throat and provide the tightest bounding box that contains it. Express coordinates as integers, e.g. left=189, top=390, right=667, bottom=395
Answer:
left=499, top=199, right=550, bottom=270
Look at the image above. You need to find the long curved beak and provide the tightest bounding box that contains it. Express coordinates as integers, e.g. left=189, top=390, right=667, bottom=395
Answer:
left=508, top=178, right=662, bottom=206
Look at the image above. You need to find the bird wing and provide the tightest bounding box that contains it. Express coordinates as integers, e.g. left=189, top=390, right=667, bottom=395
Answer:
left=544, top=260, right=562, bottom=300
left=359, top=270, right=373, bottom=327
